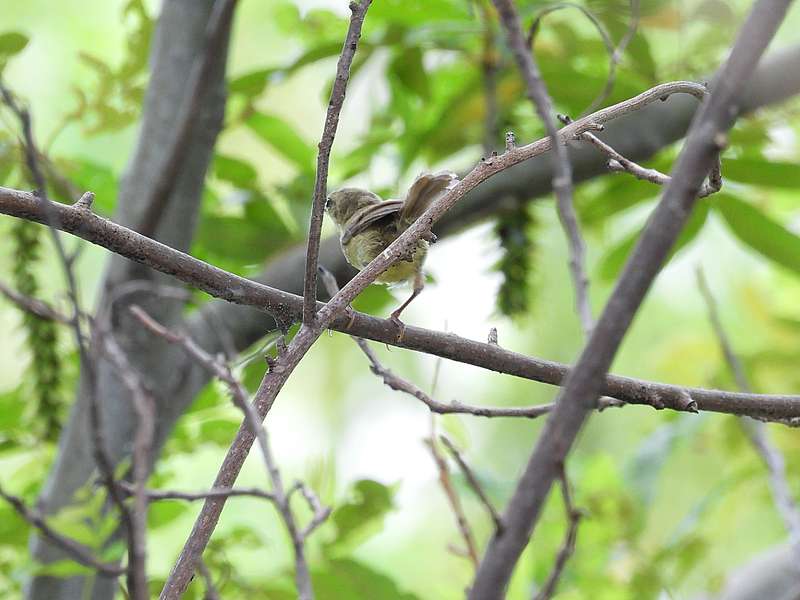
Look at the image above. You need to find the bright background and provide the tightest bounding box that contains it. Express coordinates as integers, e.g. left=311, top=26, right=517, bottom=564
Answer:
left=1, top=0, right=800, bottom=598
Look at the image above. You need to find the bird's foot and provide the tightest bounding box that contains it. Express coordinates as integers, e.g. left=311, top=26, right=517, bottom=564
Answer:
left=343, top=304, right=357, bottom=330
left=389, top=311, right=407, bottom=344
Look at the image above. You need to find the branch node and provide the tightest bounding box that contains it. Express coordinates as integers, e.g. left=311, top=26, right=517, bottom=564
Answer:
left=74, top=191, right=95, bottom=211
left=504, top=131, right=517, bottom=151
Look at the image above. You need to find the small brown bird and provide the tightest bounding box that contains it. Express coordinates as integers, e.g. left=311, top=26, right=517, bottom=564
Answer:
left=326, top=171, right=458, bottom=335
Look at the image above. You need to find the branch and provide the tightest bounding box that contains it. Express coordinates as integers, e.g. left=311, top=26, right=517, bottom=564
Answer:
left=696, top=268, right=800, bottom=551
left=3, top=186, right=800, bottom=422
left=440, top=436, right=503, bottom=532
left=469, top=2, right=792, bottom=596
left=0, top=484, right=124, bottom=577
left=98, top=335, right=156, bottom=600
left=116, top=482, right=277, bottom=503
left=136, top=0, right=239, bottom=236
left=0, top=279, right=71, bottom=323
left=129, top=306, right=323, bottom=600
left=574, top=123, right=722, bottom=198
left=0, top=80, right=143, bottom=597
left=426, top=436, right=480, bottom=568
left=533, top=467, right=582, bottom=600
left=302, top=0, right=372, bottom=324
left=492, top=0, right=590, bottom=334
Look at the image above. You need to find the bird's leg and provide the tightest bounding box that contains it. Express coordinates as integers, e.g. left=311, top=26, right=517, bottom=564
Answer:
left=390, top=271, right=424, bottom=343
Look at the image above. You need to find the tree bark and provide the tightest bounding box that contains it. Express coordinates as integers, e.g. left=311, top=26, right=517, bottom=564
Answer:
left=27, top=1, right=231, bottom=599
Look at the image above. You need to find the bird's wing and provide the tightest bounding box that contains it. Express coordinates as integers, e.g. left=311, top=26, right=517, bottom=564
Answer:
left=340, top=200, right=403, bottom=244
left=399, top=171, right=459, bottom=225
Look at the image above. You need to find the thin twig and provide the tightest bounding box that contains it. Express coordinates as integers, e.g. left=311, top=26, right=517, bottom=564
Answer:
left=533, top=467, right=582, bottom=600
left=100, top=335, right=156, bottom=600
left=0, top=484, right=124, bottom=577
left=116, top=482, right=278, bottom=503
left=0, top=279, right=71, bottom=323
left=197, top=560, right=221, bottom=600
left=302, top=0, right=373, bottom=324
left=295, top=482, right=333, bottom=539
left=426, top=436, right=480, bottom=568
left=440, top=436, right=503, bottom=532
left=572, top=121, right=721, bottom=197
left=696, top=268, right=800, bottom=552
left=0, top=80, right=141, bottom=597
left=470, top=1, right=791, bottom=596
left=493, top=0, right=591, bottom=335
left=128, top=305, right=322, bottom=600
left=137, top=0, right=239, bottom=237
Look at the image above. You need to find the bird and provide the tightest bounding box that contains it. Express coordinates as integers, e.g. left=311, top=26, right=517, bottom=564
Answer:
left=325, top=171, right=458, bottom=338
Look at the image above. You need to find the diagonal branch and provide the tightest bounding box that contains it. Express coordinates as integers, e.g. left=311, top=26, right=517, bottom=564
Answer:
left=469, top=1, right=793, bottom=597
left=0, top=484, right=124, bottom=577
left=493, top=0, right=590, bottom=334
left=696, top=268, right=800, bottom=553
left=302, top=0, right=372, bottom=324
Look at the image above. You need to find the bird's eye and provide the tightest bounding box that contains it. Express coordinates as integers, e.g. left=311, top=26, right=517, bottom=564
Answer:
left=325, top=196, right=332, bottom=210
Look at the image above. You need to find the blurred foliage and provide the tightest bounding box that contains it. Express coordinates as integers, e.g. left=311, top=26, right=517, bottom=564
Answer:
left=0, top=0, right=800, bottom=598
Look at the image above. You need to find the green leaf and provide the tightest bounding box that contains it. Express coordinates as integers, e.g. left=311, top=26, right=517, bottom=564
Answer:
left=194, top=192, right=295, bottom=271
left=598, top=201, right=709, bottom=281
left=722, top=158, right=800, bottom=189
left=390, top=46, right=430, bottom=99
left=312, top=559, right=420, bottom=600
left=351, top=285, right=394, bottom=315
left=288, top=41, right=347, bottom=73
left=228, top=68, right=275, bottom=99
left=213, top=154, right=258, bottom=189
left=147, top=500, right=190, bottom=529
left=713, top=193, right=800, bottom=274
left=65, top=159, right=118, bottom=214
left=198, top=418, right=239, bottom=446
left=325, top=480, right=394, bottom=555
left=246, top=112, right=315, bottom=172
left=0, top=32, right=29, bottom=68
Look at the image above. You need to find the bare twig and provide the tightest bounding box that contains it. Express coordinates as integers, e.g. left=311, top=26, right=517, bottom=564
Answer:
left=571, top=120, right=721, bottom=197
left=295, top=482, right=333, bottom=539
left=0, top=279, right=71, bottom=323
left=0, top=484, right=124, bottom=577
left=470, top=2, right=792, bottom=597
left=533, top=467, right=582, bottom=600
left=197, top=560, right=221, bottom=600
left=117, top=482, right=278, bottom=503
left=440, top=436, right=503, bottom=532
left=0, top=80, right=141, bottom=597
left=493, top=0, right=591, bottom=335
left=426, top=436, right=480, bottom=568
left=128, top=305, right=321, bottom=600
left=696, top=268, right=800, bottom=552
left=100, top=335, right=156, bottom=599
left=302, top=0, right=373, bottom=324
left=137, top=0, right=239, bottom=237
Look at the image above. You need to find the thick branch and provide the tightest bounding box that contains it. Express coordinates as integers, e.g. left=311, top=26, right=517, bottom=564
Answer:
left=3, top=187, right=800, bottom=421
left=137, top=0, right=239, bottom=236
left=469, top=1, right=792, bottom=596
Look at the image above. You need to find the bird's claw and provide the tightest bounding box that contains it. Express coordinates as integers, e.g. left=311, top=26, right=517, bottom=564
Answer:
left=389, top=313, right=406, bottom=344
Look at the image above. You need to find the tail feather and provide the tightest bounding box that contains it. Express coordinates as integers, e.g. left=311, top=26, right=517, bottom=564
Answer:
left=400, top=171, right=459, bottom=225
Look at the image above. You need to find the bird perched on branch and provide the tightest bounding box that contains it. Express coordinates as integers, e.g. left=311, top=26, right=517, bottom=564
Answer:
left=325, top=171, right=458, bottom=338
